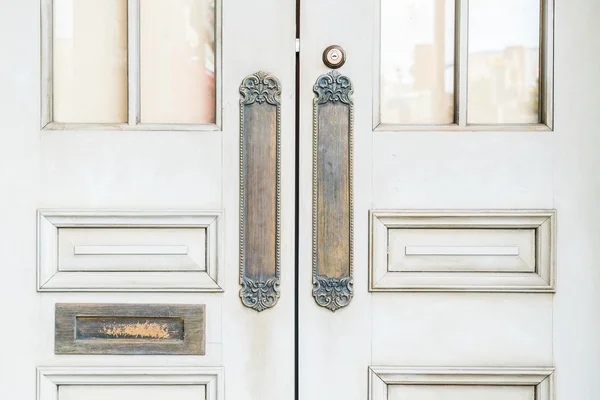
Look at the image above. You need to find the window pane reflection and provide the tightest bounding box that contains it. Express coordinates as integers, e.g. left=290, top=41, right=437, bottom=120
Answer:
left=380, top=0, right=455, bottom=125
left=467, top=0, right=540, bottom=124
left=53, top=0, right=128, bottom=123
left=140, top=0, right=216, bottom=124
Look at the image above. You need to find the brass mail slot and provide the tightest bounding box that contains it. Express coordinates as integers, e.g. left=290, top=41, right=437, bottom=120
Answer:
left=55, top=303, right=205, bottom=355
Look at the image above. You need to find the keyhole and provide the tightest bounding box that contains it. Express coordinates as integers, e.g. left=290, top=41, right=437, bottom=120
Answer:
left=322, top=45, right=346, bottom=69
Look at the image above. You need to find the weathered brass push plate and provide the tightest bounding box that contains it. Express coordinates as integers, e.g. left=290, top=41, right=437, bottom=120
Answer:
left=55, top=303, right=205, bottom=355
left=312, top=71, right=354, bottom=311
left=239, top=71, right=282, bottom=312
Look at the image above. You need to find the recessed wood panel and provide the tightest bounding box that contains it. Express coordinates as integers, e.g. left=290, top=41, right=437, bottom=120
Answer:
left=38, top=367, right=223, bottom=400
left=55, top=303, right=205, bottom=355
left=368, top=367, right=554, bottom=400
left=388, top=228, right=536, bottom=272
left=37, top=210, right=223, bottom=292
left=389, top=385, right=533, bottom=400
left=59, top=385, right=206, bottom=400
left=58, top=227, right=207, bottom=272
left=370, top=210, right=555, bottom=292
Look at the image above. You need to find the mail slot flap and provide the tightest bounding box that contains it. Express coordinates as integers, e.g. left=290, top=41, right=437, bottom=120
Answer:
left=388, top=228, right=536, bottom=273
left=58, top=227, right=206, bottom=272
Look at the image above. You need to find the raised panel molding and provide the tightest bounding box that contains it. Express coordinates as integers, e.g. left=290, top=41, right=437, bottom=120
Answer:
left=369, top=210, right=556, bottom=292
left=368, top=367, right=554, bottom=400
left=37, top=210, right=224, bottom=292
left=38, top=367, right=223, bottom=400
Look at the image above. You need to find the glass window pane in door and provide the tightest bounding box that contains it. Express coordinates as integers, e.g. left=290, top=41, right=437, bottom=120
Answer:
left=140, top=0, right=216, bottom=124
left=53, top=0, right=128, bottom=124
left=467, top=0, right=541, bottom=124
left=380, top=0, right=455, bottom=125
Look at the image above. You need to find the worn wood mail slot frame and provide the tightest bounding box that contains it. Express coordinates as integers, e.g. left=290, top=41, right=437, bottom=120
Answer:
left=37, top=210, right=224, bottom=292
left=55, top=303, right=205, bottom=355
left=369, top=210, right=556, bottom=292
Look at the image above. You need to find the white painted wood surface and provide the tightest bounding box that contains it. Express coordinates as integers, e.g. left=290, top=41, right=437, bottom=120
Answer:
left=299, top=1, right=599, bottom=400
left=369, top=211, right=555, bottom=291
left=404, top=245, right=521, bottom=257
left=0, top=0, right=599, bottom=398
left=37, top=210, right=222, bottom=291
left=64, top=231, right=203, bottom=270
left=0, top=0, right=296, bottom=398
left=389, top=385, right=533, bottom=400
left=394, top=234, right=531, bottom=271
left=59, top=386, right=207, bottom=400
left=38, top=367, right=222, bottom=400
left=72, top=245, right=190, bottom=256
left=369, top=367, right=553, bottom=400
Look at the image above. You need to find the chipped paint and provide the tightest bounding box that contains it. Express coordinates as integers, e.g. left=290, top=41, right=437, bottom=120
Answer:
left=56, top=304, right=204, bottom=354
left=102, top=320, right=172, bottom=339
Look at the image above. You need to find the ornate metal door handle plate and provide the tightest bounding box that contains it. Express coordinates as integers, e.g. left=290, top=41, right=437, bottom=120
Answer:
left=239, top=71, right=282, bottom=311
left=312, top=70, right=354, bottom=311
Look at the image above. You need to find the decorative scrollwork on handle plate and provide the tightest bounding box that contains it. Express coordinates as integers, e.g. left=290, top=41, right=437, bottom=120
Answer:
left=240, top=277, right=281, bottom=312
left=313, top=275, right=353, bottom=312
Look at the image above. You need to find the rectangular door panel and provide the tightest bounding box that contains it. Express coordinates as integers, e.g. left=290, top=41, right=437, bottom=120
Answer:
left=369, top=367, right=553, bottom=400
left=369, top=211, right=555, bottom=291
left=59, top=228, right=206, bottom=272
left=59, top=386, right=206, bottom=400
left=389, top=385, right=532, bottom=400
left=38, top=367, right=222, bottom=400
left=37, top=210, right=223, bottom=291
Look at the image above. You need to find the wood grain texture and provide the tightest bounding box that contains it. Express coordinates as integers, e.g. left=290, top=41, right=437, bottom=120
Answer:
left=317, top=102, right=351, bottom=278
left=75, top=317, right=184, bottom=340
left=311, top=71, right=354, bottom=311
left=244, top=103, right=277, bottom=280
left=239, top=71, right=282, bottom=311
left=55, top=303, right=205, bottom=355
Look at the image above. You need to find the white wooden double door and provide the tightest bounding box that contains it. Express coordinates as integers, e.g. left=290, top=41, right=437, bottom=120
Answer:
left=1, top=0, right=600, bottom=399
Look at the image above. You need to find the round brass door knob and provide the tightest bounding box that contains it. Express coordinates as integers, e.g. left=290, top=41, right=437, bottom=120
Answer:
left=322, top=45, right=346, bottom=69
